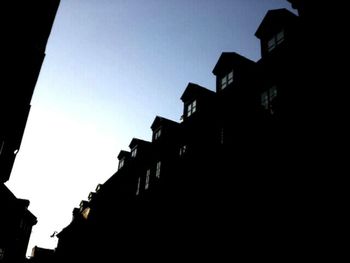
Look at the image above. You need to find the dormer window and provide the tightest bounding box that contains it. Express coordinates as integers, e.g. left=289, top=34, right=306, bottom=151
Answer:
left=118, top=158, right=125, bottom=169
left=220, top=70, right=234, bottom=90
left=88, top=192, right=95, bottom=201
left=0, top=141, right=4, bottom=155
left=136, top=177, right=141, bottom=196
left=156, top=161, right=161, bottom=178
left=145, top=169, right=150, bottom=190
left=131, top=147, right=137, bottom=158
left=261, top=85, right=277, bottom=113
left=179, top=145, right=187, bottom=156
left=186, top=100, right=197, bottom=117
left=154, top=128, right=162, bottom=141
left=82, top=207, right=90, bottom=220
left=267, top=29, right=284, bottom=52
left=95, top=184, right=102, bottom=192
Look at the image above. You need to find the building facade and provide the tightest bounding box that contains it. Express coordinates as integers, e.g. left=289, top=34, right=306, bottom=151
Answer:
left=56, top=1, right=317, bottom=260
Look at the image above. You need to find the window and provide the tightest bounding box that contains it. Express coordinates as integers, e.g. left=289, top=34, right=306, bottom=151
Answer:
left=118, top=158, right=125, bottom=169
left=267, top=29, right=284, bottom=52
left=136, top=177, right=141, bottom=195
left=0, top=141, right=4, bottom=155
left=187, top=100, right=197, bottom=117
left=154, top=128, right=162, bottom=140
left=261, top=86, right=278, bottom=113
left=145, top=169, right=150, bottom=190
left=0, top=248, right=5, bottom=260
left=220, top=128, right=224, bottom=145
left=179, top=145, right=187, bottom=156
left=96, top=184, right=102, bottom=192
left=220, top=70, right=234, bottom=90
left=131, top=147, right=137, bottom=158
left=156, top=161, right=161, bottom=178
left=82, top=207, right=90, bottom=220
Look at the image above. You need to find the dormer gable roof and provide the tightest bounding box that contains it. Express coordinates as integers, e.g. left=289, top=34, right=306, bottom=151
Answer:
left=117, top=150, right=130, bottom=160
left=151, top=116, right=179, bottom=131
left=129, top=138, right=151, bottom=150
left=180, top=83, right=215, bottom=103
left=255, top=8, right=297, bottom=39
left=212, top=52, right=255, bottom=76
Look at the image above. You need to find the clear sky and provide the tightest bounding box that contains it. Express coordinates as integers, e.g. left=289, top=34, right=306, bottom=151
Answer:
left=6, top=0, right=295, bottom=256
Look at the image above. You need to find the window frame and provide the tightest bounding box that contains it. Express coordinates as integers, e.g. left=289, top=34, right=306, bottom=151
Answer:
left=118, top=157, right=125, bottom=169
left=154, top=128, right=162, bottom=141
left=136, top=177, right=141, bottom=195
left=131, top=146, right=138, bottom=158
left=186, top=100, right=197, bottom=117
left=145, top=169, right=150, bottom=190
left=179, top=145, right=187, bottom=156
left=261, top=85, right=278, bottom=112
left=156, top=161, right=161, bottom=178
left=267, top=29, right=284, bottom=52
left=220, top=70, right=234, bottom=90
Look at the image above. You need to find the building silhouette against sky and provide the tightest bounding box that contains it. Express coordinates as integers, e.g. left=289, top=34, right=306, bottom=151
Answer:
left=53, top=1, right=317, bottom=261
left=0, top=1, right=60, bottom=262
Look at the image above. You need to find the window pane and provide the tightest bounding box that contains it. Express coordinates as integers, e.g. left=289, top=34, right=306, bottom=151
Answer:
left=221, top=76, right=227, bottom=89
left=192, top=100, right=196, bottom=113
left=187, top=103, right=192, bottom=117
left=276, top=30, right=284, bottom=44
left=131, top=147, right=137, bottom=157
left=136, top=177, right=141, bottom=195
left=270, top=86, right=277, bottom=99
left=228, top=70, right=233, bottom=84
left=268, top=38, right=275, bottom=51
left=261, top=92, right=269, bottom=109
left=118, top=158, right=124, bottom=169
left=145, top=170, right=150, bottom=190
left=156, top=161, right=161, bottom=178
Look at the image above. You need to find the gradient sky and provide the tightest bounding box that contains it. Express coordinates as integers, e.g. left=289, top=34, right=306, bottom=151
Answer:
left=6, top=0, right=294, bottom=256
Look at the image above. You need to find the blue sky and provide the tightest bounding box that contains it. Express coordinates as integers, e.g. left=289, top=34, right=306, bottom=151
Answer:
left=6, top=0, right=294, bottom=255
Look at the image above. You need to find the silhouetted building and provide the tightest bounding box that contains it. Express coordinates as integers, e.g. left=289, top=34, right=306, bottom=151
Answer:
left=1, top=0, right=60, bottom=183
left=0, top=1, right=60, bottom=262
left=56, top=0, right=319, bottom=260
left=0, top=185, right=37, bottom=263
left=29, top=246, right=55, bottom=263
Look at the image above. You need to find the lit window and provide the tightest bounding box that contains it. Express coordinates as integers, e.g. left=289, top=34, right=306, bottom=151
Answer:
left=261, top=86, right=278, bottom=113
left=154, top=128, right=162, bottom=140
left=220, top=70, right=234, bottom=90
left=179, top=145, right=187, bottom=156
left=136, top=177, right=141, bottom=195
left=14, top=149, right=19, bottom=155
left=82, top=207, right=90, bottom=220
left=267, top=30, right=284, bottom=52
left=145, top=169, right=150, bottom=190
left=131, top=147, right=137, bottom=158
left=187, top=100, right=197, bottom=117
left=118, top=158, right=125, bottom=169
left=156, top=161, right=161, bottom=178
